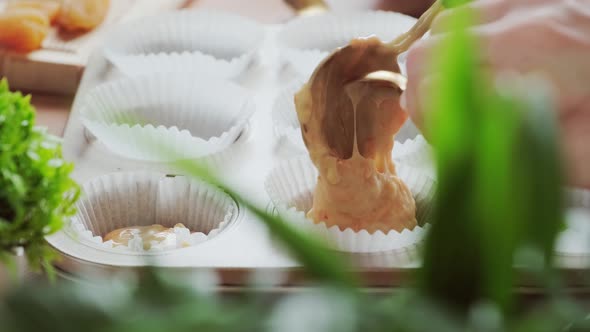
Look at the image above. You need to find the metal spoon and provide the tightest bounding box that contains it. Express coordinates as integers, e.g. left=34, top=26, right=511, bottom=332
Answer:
left=315, top=0, right=444, bottom=89
left=298, top=1, right=444, bottom=159
left=360, top=70, right=408, bottom=91
left=283, top=0, right=328, bottom=16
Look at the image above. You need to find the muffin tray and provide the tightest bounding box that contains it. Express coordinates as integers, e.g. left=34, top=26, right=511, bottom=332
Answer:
left=47, top=10, right=590, bottom=289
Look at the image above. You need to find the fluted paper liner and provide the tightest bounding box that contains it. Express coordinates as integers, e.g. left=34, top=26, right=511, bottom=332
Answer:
left=265, top=156, right=435, bottom=253
left=565, top=187, right=590, bottom=209
left=271, top=79, right=306, bottom=152
left=555, top=188, right=590, bottom=256
left=392, top=135, right=435, bottom=178
left=67, top=172, right=238, bottom=253
left=555, top=208, right=590, bottom=256
left=103, top=10, right=264, bottom=78
left=277, top=11, right=417, bottom=80
left=80, top=72, right=255, bottom=162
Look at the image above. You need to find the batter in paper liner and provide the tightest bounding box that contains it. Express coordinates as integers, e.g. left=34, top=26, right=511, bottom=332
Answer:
left=104, top=223, right=191, bottom=251
left=295, top=37, right=416, bottom=233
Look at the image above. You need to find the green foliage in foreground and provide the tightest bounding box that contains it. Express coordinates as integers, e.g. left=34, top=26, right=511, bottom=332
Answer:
left=420, top=9, right=564, bottom=314
left=0, top=79, right=80, bottom=274
left=1, top=269, right=589, bottom=332
left=173, top=158, right=357, bottom=288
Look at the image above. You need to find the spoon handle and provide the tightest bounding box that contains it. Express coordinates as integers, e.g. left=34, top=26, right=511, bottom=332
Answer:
left=283, top=0, right=328, bottom=16
left=387, top=0, right=444, bottom=53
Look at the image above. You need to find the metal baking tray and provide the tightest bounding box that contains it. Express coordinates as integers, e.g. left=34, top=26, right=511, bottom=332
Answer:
left=48, top=23, right=590, bottom=291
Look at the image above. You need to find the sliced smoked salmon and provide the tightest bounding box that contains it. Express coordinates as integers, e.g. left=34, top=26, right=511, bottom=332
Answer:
left=0, top=8, right=50, bottom=52
left=56, top=0, right=110, bottom=31
left=6, top=0, right=61, bottom=23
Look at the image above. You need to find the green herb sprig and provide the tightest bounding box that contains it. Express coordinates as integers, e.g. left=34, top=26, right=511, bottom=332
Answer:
left=0, top=78, right=79, bottom=274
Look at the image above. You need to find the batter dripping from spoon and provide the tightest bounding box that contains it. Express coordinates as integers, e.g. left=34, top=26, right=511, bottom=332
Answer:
left=295, top=37, right=417, bottom=233
left=294, top=2, right=443, bottom=233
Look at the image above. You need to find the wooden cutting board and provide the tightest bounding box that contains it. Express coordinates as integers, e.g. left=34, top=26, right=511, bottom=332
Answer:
left=0, top=0, right=188, bottom=95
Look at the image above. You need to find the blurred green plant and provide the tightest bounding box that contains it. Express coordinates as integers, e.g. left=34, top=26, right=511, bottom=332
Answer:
left=0, top=78, right=80, bottom=275
left=172, top=159, right=357, bottom=288
left=420, top=3, right=564, bottom=315
left=1, top=268, right=263, bottom=332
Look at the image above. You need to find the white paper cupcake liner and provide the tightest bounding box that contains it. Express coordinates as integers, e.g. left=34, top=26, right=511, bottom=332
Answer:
left=393, top=136, right=435, bottom=178
left=67, top=172, right=238, bottom=254
left=277, top=11, right=417, bottom=80
left=565, top=187, right=590, bottom=209
left=555, top=208, right=590, bottom=256
left=106, top=50, right=256, bottom=80
left=80, top=72, right=255, bottom=162
left=265, top=156, right=435, bottom=253
left=271, top=79, right=306, bottom=153
left=557, top=188, right=590, bottom=256
left=103, top=10, right=264, bottom=78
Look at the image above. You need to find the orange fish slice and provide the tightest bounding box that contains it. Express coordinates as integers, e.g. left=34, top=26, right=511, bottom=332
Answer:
left=57, top=0, right=110, bottom=32
left=0, top=8, right=50, bottom=52
left=6, top=0, right=61, bottom=23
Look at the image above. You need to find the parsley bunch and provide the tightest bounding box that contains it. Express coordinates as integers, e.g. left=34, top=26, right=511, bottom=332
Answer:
left=0, top=78, right=79, bottom=273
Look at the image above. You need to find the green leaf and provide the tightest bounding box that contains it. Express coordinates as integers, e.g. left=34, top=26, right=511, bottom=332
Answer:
left=442, top=0, right=471, bottom=8
left=173, top=158, right=357, bottom=288
left=0, top=78, right=79, bottom=274
left=517, top=83, right=564, bottom=262
left=420, top=7, right=485, bottom=312
left=419, top=5, right=564, bottom=314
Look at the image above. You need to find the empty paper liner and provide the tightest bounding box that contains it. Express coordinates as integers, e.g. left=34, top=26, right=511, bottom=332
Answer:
left=80, top=71, right=255, bottom=162
left=277, top=11, right=416, bottom=80
left=103, top=10, right=265, bottom=78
